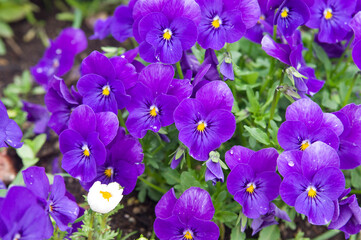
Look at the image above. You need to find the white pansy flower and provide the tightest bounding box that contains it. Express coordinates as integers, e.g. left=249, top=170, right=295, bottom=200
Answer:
left=87, top=181, right=123, bottom=214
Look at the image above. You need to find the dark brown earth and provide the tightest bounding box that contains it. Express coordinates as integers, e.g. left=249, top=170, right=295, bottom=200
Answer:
left=0, top=0, right=350, bottom=239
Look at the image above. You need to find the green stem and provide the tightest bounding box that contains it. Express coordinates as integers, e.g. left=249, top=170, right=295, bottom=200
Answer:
left=350, top=189, right=361, bottom=195
left=139, top=177, right=167, bottom=194
left=332, top=37, right=353, bottom=77
left=101, top=213, right=109, bottom=231
left=342, top=73, right=359, bottom=106
left=186, top=151, right=192, bottom=170
left=117, top=110, right=128, bottom=133
left=267, top=70, right=285, bottom=131
left=72, top=8, right=83, bottom=28
left=176, top=61, right=184, bottom=79
left=88, top=211, right=95, bottom=240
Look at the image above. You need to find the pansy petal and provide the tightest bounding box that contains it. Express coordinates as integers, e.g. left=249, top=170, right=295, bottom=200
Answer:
left=170, top=17, right=198, bottom=50
left=173, top=187, right=215, bottom=223
left=155, top=94, right=179, bottom=127
left=338, top=140, right=361, bottom=169
left=321, top=113, right=344, bottom=136
left=255, top=171, right=282, bottom=201
left=187, top=217, right=220, bottom=240
left=155, top=188, right=178, bottom=219
left=196, top=81, right=233, bottom=114
left=156, top=37, right=183, bottom=64
left=138, top=63, right=175, bottom=97
left=68, top=105, right=96, bottom=138
left=261, top=35, right=291, bottom=65
left=277, top=150, right=303, bottom=177
left=95, top=112, right=119, bottom=146
left=295, top=191, right=334, bottom=225
left=277, top=121, right=309, bottom=151
left=227, top=163, right=255, bottom=195
left=225, top=145, right=255, bottom=170
left=249, top=148, right=278, bottom=174
left=235, top=189, right=270, bottom=218
left=174, top=98, right=206, bottom=131
left=280, top=172, right=310, bottom=206
left=59, top=129, right=85, bottom=153
left=80, top=51, right=115, bottom=79
left=22, top=166, right=49, bottom=200
left=285, top=99, right=323, bottom=131
left=302, top=141, right=340, bottom=180
left=312, top=167, right=345, bottom=200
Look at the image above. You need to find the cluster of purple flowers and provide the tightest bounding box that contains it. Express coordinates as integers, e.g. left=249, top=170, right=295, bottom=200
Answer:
left=154, top=187, right=219, bottom=240
left=0, top=167, right=79, bottom=239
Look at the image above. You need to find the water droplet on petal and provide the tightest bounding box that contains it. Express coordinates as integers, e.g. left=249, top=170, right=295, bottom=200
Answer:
left=288, top=161, right=294, bottom=167
left=230, top=150, right=234, bottom=155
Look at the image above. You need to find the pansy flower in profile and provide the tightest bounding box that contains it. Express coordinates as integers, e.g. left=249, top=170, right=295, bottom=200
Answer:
left=205, top=151, right=224, bottom=185
left=0, top=186, right=51, bottom=240
left=81, top=128, right=144, bottom=195
left=279, top=142, right=345, bottom=225
left=0, top=100, right=23, bottom=148
left=154, top=187, right=219, bottom=240
left=277, top=98, right=342, bottom=152
left=306, top=0, right=356, bottom=43
left=89, top=17, right=113, bottom=40
left=274, top=0, right=310, bottom=37
left=333, top=103, right=361, bottom=169
left=195, top=0, right=247, bottom=50
left=30, top=27, right=87, bottom=87
left=174, top=81, right=236, bottom=161
left=22, top=101, right=50, bottom=135
left=45, top=76, right=82, bottom=135
left=261, top=36, right=325, bottom=97
left=125, top=63, right=179, bottom=138
left=251, top=203, right=291, bottom=235
left=329, top=189, right=361, bottom=238
left=77, top=51, right=134, bottom=114
left=22, top=166, right=79, bottom=233
left=220, top=54, right=234, bottom=81
left=133, top=0, right=201, bottom=64
left=59, top=105, right=119, bottom=182
left=245, top=0, right=274, bottom=44
left=226, top=146, right=281, bottom=219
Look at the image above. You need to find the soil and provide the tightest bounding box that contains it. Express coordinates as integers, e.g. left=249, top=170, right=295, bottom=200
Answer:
left=0, top=0, right=351, bottom=239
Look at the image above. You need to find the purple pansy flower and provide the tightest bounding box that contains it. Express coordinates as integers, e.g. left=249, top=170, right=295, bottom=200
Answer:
left=0, top=186, right=51, bottom=240
left=0, top=100, right=23, bottom=148
left=251, top=203, right=291, bottom=235
left=245, top=0, right=274, bottom=44
left=90, top=17, right=113, bottom=40
left=30, top=27, right=87, bottom=87
left=170, top=147, right=185, bottom=169
left=306, top=0, right=356, bottom=43
left=261, top=36, right=325, bottom=96
left=22, top=167, right=79, bottom=232
left=226, top=146, right=281, bottom=219
left=220, top=55, right=234, bottom=81
left=205, top=159, right=224, bottom=185
left=59, top=105, right=119, bottom=182
left=110, top=1, right=137, bottom=42
left=134, top=0, right=200, bottom=64
left=277, top=98, right=342, bottom=152
left=45, top=76, right=82, bottom=135
left=279, top=141, right=345, bottom=225
left=22, top=101, right=50, bottom=135
left=314, top=34, right=346, bottom=59
left=350, top=12, right=361, bottom=70
left=195, top=0, right=246, bottom=50
left=333, top=103, right=361, bottom=169
left=274, top=0, right=310, bottom=37
left=174, top=81, right=236, bottom=161
left=77, top=51, right=133, bottom=114
left=81, top=127, right=144, bottom=195
left=329, top=189, right=361, bottom=238
left=154, top=187, right=219, bottom=240
left=125, top=63, right=179, bottom=138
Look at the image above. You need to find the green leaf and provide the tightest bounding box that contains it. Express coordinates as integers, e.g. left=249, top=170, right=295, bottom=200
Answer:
left=259, top=225, right=281, bottom=240
left=0, top=189, right=7, bottom=197
left=215, top=211, right=237, bottom=223
left=56, top=12, right=74, bottom=21
left=230, top=226, right=246, bottom=240
left=0, top=2, right=35, bottom=23
left=312, top=42, right=332, bottom=72
left=0, top=21, right=13, bottom=38
left=351, top=167, right=361, bottom=189
left=31, top=134, right=46, bottom=154
left=161, top=168, right=180, bottom=185
left=16, top=144, right=35, bottom=160
left=244, top=126, right=270, bottom=145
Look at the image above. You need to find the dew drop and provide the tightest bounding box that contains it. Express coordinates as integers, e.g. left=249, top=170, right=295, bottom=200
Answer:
left=288, top=161, right=294, bottom=167
left=230, top=150, right=234, bottom=155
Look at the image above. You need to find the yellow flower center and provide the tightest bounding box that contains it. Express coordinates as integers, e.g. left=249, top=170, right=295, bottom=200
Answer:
left=149, top=106, right=158, bottom=117
left=102, top=85, right=110, bottom=96
left=197, top=121, right=207, bottom=132
left=246, top=183, right=255, bottom=194
left=49, top=204, right=53, bottom=212
left=83, top=145, right=90, bottom=157
left=163, top=29, right=172, bottom=40
left=307, top=187, right=317, bottom=198
left=212, top=16, right=222, bottom=28
left=100, top=191, right=112, bottom=201
left=324, top=8, right=333, bottom=20
left=300, top=140, right=310, bottom=151
left=281, top=7, right=289, bottom=18
left=104, top=168, right=113, bottom=178
left=184, top=231, right=193, bottom=239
